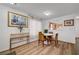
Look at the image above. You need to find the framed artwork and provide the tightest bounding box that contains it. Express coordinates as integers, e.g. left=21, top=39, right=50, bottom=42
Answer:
left=64, top=19, right=74, bottom=26
left=49, top=23, right=56, bottom=30
left=8, top=11, right=28, bottom=27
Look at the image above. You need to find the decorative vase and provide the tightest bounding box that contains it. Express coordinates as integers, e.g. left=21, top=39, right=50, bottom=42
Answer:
left=18, top=24, right=23, bottom=33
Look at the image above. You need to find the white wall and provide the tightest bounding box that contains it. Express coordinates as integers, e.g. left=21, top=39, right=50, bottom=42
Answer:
left=29, top=19, right=42, bottom=42
left=0, top=5, right=42, bottom=52
left=42, top=14, right=79, bottom=43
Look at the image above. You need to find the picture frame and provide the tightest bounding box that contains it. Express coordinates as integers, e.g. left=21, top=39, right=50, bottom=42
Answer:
left=64, top=19, right=74, bottom=26
left=8, top=11, right=28, bottom=28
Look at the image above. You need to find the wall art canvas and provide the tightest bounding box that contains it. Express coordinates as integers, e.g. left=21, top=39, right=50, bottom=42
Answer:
left=64, top=19, right=74, bottom=26
left=8, top=12, right=28, bottom=27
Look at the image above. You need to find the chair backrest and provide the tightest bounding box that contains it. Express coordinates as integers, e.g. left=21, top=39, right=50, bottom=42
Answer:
left=49, top=32, right=53, bottom=34
left=38, top=32, right=46, bottom=41
left=55, top=33, right=58, bottom=40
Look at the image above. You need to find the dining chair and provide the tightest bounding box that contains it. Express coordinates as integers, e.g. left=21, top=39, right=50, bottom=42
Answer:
left=47, top=35, right=54, bottom=45
left=38, top=32, right=46, bottom=47
left=49, top=32, right=53, bottom=34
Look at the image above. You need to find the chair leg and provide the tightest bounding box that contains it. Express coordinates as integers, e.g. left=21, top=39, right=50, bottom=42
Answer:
left=55, top=40, right=58, bottom=47
left=47, top=40, right=49, bottom=45
left=38, top=40, right=40, bottom=46
left=42, top=41, right=44, bottom=47
left=49, top=38, right=53, bottom=44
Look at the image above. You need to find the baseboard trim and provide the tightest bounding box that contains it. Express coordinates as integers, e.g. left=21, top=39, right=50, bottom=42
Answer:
left=58, top=40, right=75, bottom=45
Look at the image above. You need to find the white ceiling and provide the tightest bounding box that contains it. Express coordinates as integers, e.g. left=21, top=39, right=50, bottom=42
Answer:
left=1, top=3, right=79, bottom=20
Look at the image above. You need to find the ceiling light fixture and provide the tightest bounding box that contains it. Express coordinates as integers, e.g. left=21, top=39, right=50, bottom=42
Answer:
left=43, top=11, right=51, bottom=16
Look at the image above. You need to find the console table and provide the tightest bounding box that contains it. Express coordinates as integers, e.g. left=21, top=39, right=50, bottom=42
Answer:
left=10, top=33, right=30, bottom=50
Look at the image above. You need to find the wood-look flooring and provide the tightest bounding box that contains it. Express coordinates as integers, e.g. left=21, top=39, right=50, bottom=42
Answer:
left=11, top=41, right=75, bottom=55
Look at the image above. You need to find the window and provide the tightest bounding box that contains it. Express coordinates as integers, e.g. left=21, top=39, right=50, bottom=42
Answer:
left=49, top=23, right=56, bottom=30
left=49, top=22, right=62, bottom=30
